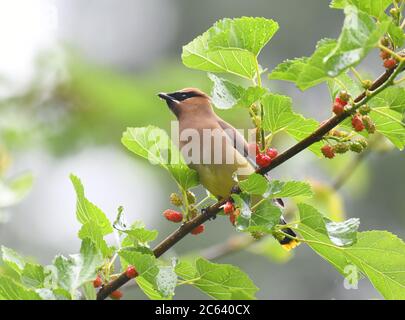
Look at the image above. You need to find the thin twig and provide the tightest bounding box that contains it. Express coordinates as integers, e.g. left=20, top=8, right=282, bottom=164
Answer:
left=96, top=59, right=405, bottom=300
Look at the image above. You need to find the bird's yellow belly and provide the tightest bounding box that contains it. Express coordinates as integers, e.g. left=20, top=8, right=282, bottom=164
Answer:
left=193, top=162, right=255, bottom=199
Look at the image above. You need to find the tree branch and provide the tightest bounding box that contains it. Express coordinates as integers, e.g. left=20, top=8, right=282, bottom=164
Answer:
left=96, top=60, right=404, bottom=300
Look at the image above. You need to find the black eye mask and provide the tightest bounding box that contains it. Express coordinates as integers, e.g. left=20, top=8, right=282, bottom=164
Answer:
left=167, top=91, right=201, bottom=101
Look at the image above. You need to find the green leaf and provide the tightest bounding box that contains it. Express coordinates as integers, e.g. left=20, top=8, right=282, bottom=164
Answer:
left=78, top=222, right=112, bottom=257
left=269, top=40, right=338, bottom=90
left=208, top=73, right=266, bottom=109
left=327, top=72, right=364, bottom=100
left=297, top=39, right=339, bottom=90
left=117, top=222, right=158, bottom=246
left=70, top=175, right=113, bottom=235
left=239, top=174, right=268, bottom=195
left=122, top=126, right=199, bottom=190
left=209, top=17, right=279, bottom=56
left=175, top=258, right=258, bottom=300
left=369, top=87, right=405, bottom=114
left=343, top=231, right=405, bottom=300
left=119, top=248, right=177, bottom=299
left=388, top=21, right=405, bottom=48
left=369, top=109, right=405, bottom=149
left=297, top=203, right=353, bottom=275
left=118, top=248, right=159, bottom=286
left=182, top=17, right=279, bottom=79
left=53, top=239, right=103, bottom=298
left=70, top=175, right=114, bottom=257
left=113, top=209, right=158, bottom=246
left=330, top=0, right=393, bottom=19
left=82, top=282, right=97, bottom=300
left=21, top=263, right=45, bottom=288
left=247, top=199, right=282, bottom=234
left=298, top=203, right=405, bottom=299
left=368, top=87, right=405, bottom=149
left=239, top=174, right=313, bottom=199
left=125, top=226, right=159, bottom=245
left=261, top=94, right=321, bottom=155
left=0, top=276, right=41, bottom=300
left=265, top=180, right=314, bottom=198
left=299, top=203, right=358, bottom=247
left=136, top=277, right=171, bottom=300
left=268, top=57, right=309, bottom=83
left=0, top=172, right=34, bottom=208
left=324, top=6, right=390, bottom=77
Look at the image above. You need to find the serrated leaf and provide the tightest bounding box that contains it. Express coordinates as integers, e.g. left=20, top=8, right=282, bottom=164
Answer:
left=70, top=175, right=113, bottom=235
left=239, top=173, right=268, bottom=195
left=324, top=6, right=390, bottom=77
left=343, top=231, right=405, bottom=300
left=261, top=94, right=321, bottom=155
left=122, top=126, right=199, bottom=190
left=208, top=73, right=266, bottom=109
left=298, top=39, right=339, bottom=90
left=182, top=17, right=279, bottom=79
left=368, top=87, right=405, bottom=149
left=208, top=17, right=279, bottom=56
left=268, top=57, right=309, bottom=83
left=369, top=109, right=405, bottom=149
left=0, top=276, right=41, bottom=300
left=113, top=209, right=158, bottom=246
left=118, top=248, right=159, bottom=285
left=330, top=0, right=392, bottom=19
left=297, top=203, right=355, bottom=275
left=327, top=72, right=364, bottom=100
left=388, top=21, right=405, bottom=48
left=136, top=277, right=171, bottom=300
left=247, top=199, right=282, bottom=234
left=298, top=204, right=405, bottom=299
left=53, top=239, right=103, bottom=298
left=269, top=40, right=338, bottom=90
left=175, top=258, right=258, bottom=300
left=78, top=222, right=112, bottom=257
left=299, top=203, right=358, bottom=247
left=265, top=180, right=314, bottom=198
left=239, top=174, right=313, bottom=199
left=21, top=263, right=45, bottom=288
left=118, top=221, right=158, bottom=246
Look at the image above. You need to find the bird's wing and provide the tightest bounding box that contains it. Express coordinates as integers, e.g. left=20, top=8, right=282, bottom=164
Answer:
left=217, top=118, right=257, bottom=167
left=217, top=118, right=284, bottom=208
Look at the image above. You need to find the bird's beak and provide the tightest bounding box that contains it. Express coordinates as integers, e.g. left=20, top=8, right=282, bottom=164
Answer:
left=157, top=92, right=180, bottom=117
left=158, top=92, right=175, bottom=102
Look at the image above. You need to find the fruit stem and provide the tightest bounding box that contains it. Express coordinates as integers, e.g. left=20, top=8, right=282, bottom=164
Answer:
left=254, top=59, right=266, bottom=151
left=350, top=67, right=363, bottom=83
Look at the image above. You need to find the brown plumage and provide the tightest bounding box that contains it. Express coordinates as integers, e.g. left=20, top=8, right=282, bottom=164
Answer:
left=158, top=88, right=297, bottom=247
left=158, top=88, right=254, bottom=199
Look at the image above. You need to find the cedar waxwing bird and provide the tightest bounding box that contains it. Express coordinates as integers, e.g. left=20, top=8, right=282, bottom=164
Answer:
left=158, top=88, right=298, bottom=249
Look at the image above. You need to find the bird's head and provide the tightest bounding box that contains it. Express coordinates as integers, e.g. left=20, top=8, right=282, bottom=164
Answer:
left=158, top=88, right=213, bottom=118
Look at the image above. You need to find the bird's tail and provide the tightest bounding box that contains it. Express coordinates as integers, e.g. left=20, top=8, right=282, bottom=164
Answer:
left=277, top=217, right=300, bottom=251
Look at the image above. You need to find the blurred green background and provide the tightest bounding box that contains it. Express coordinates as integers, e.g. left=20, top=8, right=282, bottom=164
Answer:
left=0, top=0, right=404, bottom=299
